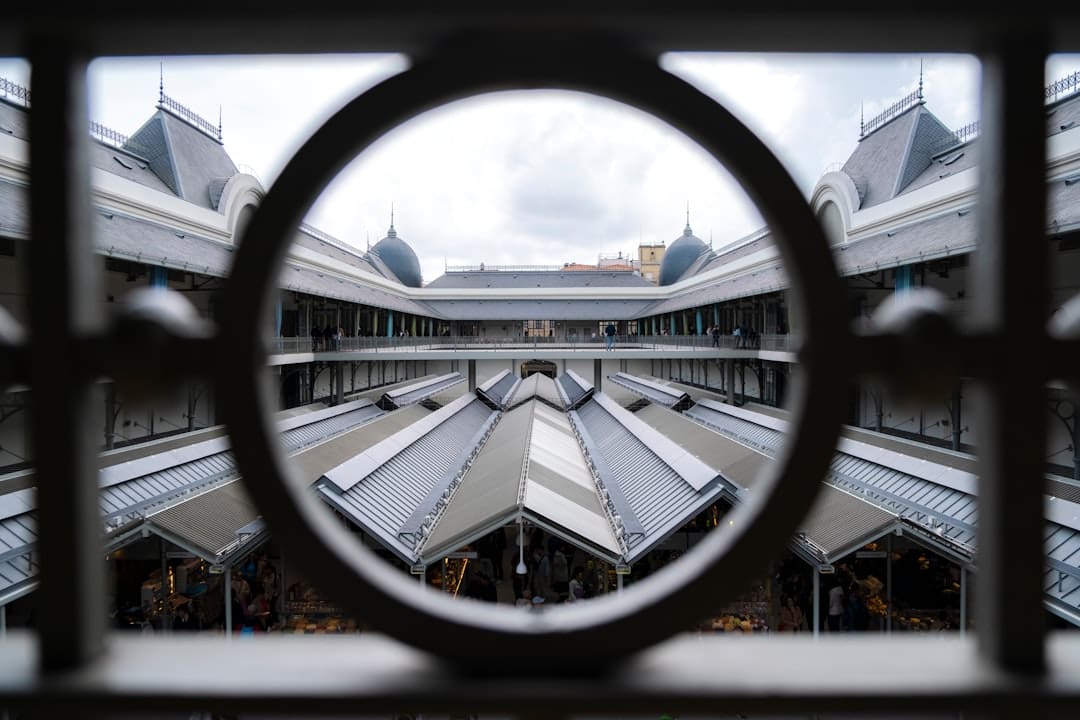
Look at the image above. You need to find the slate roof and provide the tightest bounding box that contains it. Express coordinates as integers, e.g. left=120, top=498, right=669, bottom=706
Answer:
left=424, top=299, right=656, bottom=321
left=425, top=270, right=653, bottom=289
left=89, top=142, right=175, bottom=196
left=841, top=101, right=957, bottom=208
left=124, top=109, right=238, bottom=210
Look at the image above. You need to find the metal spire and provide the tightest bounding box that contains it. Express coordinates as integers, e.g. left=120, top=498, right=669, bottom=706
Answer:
left=159, top=62, right=164, bottom=105
left=388, top=204, right=396, bottom=237
left=918, top=58, right=925, bottom=101
left=860, top=102, right=865, bottom=137
left=218, top=105, right=223, bottom=142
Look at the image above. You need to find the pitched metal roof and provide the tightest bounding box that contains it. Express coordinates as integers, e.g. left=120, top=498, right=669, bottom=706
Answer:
left=379, top=373, right=465, bottom=409
left=145, top=480, right=266, bottom=565
left=0, top=488, right=36, bottom=604
left=425, top=269, right=653, bottom=289
left=572, top=395, right=724, bottom=564
left=289, top=405, right=432, bottom=484
left=682, top=399, right=1080, bottom=625
left=506, top=373, right=565, bottom=410
left=522, top=401, right=621, bottom=560
left=632, top=404, right=767, bottom=493
left=418, top=402, right=532, bottom=563
left=421, top=299, right=656, bottom=321
left=792, top=485, right=900, bottom=565
left=476, top=369, right=519, bottom=409
left=556, top=369, right=594, bottom=409
left=419, top=398, right=625, bottom=565
left=608, top=373, right=692, bottom=409
left=316, top=396, right=498, bottom=565
left=99, top=400, right=385, bottom=547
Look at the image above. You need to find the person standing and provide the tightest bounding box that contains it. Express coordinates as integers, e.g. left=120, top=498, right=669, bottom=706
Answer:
left=551, top=545, right=569, bottom=602
left=604, top=322, right=616, bottom=351
left=711, top=325, right=721, bottom=347
left=530, top=547, right=550, bottom=601
left=779, top=594, right=806, bottom=632
left=567, top=566, right=585, bottom=603
left=827, top=579, right=846, bottom=632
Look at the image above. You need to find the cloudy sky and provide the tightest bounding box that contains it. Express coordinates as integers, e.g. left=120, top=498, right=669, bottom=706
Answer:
left=1, top=52, right=1078, bottom=284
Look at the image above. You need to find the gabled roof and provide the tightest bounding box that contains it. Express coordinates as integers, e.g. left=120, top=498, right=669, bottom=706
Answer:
left=124, top=109, right=238, bottom=211
left=0, top=488, right=37, bottom=605
left=144, top=480, right=267, bottom=565
left=842, top=105, right=957, bottom=210
left=425, top=269, right=653, bottom=289
left=572, top=393, right=724, bottom=563
left=315, top=396, right=499, bottom=565
left=681, top=398, right=1080, bottom=626
left=506, top=373, right=565, bottom=410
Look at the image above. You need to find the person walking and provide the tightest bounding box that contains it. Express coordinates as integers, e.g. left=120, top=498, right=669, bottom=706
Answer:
left=604, top=322, right=616, bottom=351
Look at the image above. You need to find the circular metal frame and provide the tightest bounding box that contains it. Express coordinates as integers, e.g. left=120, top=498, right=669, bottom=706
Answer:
left=217, top=38, right=851, bottom=669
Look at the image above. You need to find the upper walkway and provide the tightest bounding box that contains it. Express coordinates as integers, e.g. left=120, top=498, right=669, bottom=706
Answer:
left=268, top=333, right=798, bottom=365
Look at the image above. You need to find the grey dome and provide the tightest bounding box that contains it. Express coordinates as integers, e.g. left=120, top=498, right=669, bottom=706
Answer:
left=658, top=222, right=710, bottom=286
left=370, top=224, right=422, bottom=288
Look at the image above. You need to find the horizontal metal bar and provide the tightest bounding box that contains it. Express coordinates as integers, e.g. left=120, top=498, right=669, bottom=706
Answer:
left=2, top=6, right=1080, bottom=56
left=1, top=632, right=1079, bottom=716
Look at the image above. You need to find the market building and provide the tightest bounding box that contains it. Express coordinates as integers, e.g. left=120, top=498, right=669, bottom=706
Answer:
left=0, top=61, right=1079, bottom=648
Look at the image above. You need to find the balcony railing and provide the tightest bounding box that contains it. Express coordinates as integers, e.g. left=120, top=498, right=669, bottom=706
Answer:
left=269, top=333, right=797, bottom=354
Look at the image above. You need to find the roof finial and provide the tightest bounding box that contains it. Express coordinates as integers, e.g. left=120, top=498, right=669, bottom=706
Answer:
left=860, top=102, right=865, bottom=137
left=684, top=202, right=693, bottom=236
left=159, top=61, right=164, bottom=105
left=218, top=105, right=223, bottom=142
left=388, top=204, right=396, bottom=237
left=918, top=58, right=925, bottom=101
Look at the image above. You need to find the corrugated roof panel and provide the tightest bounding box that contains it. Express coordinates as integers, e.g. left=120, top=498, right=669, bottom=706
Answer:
left=796, top=485, right=899, bottom=562
left=289, top=405, right=430, bottom=483
left=608, top=373, right=691, bottom=408
left=419, top=403, right=532, bottom=561
left=0, top=551, right=38, bottom=605
left=557, top=370, right=594, bottom=408
left=321, top=395, right=482, bottom=493
left=592, top=394, right=717, bottom=491
left=575, top=399, right=724, bottom=563
left=382, top=373, right=465, bottom=407
left=146, top=480, right=262, bottom=562
left=633, top=404, right=762, bottom=493
left=0, top=511, right=35, bottom=562
left=683, top=402, right=980, bottom=551
left=1046, top=524, right=1080, bottom=570
left=318, top=398, right=496, bottom=564
left=476, top=370, right=519, bottom=409
left=828, top=455, right=978, bottom=549
left=507, top=374, right=565, bottom=410
left=100, top=451, right=237, bottom=527
left=683, top=403, right=782, bottom=455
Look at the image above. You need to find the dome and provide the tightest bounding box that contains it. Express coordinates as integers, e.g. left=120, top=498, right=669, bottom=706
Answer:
left=369, top=223, right=422, bottom=288
left=658, top=221, right=710, bottom=286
